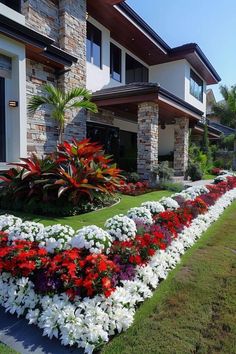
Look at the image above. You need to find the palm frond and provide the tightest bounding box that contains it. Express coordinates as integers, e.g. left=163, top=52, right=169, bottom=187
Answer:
left=27, top=95, right=52, bottom=113
left=64, top=87, right=92, bottom=104
left=68, top=100, right=98, bottom=112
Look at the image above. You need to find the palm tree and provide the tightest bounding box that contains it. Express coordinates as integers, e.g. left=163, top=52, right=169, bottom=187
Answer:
left=213, top=85, right=236, bottom=170
left=28, top=84, right=98, bottom=143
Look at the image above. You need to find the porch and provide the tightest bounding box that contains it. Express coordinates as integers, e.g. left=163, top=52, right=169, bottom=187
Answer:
left=90, top=83, right=204, bottom=180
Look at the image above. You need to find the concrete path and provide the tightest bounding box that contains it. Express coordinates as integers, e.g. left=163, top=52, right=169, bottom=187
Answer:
left=0, top=307, right=83, bottom=354
left=183, top=179, right=214, bottom=188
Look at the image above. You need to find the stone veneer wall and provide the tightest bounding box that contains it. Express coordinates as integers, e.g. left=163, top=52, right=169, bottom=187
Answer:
left=26, top=59, right=58, bottom=155
left=21, top=0, right=59, bottom=43
left=137, top=102, right=159, bottom=180
left=58, top=0, right=87, bottom=142
left=23, top=0, right=87, bottom=155
left=174, top=117, right=189, bottom=176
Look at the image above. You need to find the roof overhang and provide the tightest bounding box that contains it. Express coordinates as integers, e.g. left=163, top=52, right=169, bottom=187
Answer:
left=0, top=14, right=77, bottom=69
left=193, top=121, right=221, bottom=139
left=87, top=1, right=221, bottom=85
left=87, top=0, right=170, bottom=65
left=92, top=83, right=204, bottom=122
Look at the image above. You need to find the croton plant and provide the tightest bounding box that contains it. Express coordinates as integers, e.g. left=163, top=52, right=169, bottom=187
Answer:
left=0, top=139, right=123, bottom=215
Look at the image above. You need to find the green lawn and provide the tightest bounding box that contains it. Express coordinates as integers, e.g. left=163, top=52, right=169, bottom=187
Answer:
left=102, top=201, right=236, bottom=354
left=1, top=190, right=171, bottom=229
left=0, top=343, right=18, bottom=354
left=203, top=173, right=215, bottom=180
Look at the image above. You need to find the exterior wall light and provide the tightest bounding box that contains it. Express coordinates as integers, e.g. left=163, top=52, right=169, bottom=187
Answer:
left=8, top=100, right=18, bottom=107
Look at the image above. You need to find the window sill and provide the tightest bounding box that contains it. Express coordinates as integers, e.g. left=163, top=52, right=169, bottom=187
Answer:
left=0, top=4, right=25, bottom=25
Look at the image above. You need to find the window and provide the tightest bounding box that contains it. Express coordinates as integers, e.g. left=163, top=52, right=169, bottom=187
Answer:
left=125, top=54, right=149, bottom=84
left=0, top=0, right=21, bottom=12
left=190, top=69, right=203, bottom=102
left=86, top=22, right=102, bottom=68
left=110, top=43, right=122, bottom=82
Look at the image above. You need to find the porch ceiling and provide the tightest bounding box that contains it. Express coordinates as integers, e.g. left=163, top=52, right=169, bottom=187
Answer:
left=92, top=83, right=204, bottom=123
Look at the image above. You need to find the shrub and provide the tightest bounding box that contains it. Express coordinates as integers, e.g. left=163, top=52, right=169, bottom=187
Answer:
left=160, top=181, right=185, bottom=193
left=0, top=139, right=123, bottom=216
left=155, top=161, right=174, bottom=182
left=122, top=172, right=140, bottom=183
left=187, top=162, right=203, bottom=181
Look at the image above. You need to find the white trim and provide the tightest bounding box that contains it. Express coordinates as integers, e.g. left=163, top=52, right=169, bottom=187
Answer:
left=0, top=34, right=27, bottom=163
left=0, top=4, right=25, bottom=25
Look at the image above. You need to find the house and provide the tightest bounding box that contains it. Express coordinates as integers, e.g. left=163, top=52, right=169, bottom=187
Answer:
left=206, top=89, right=235, bottom=137
left=0, top=0, right=221, bottom=180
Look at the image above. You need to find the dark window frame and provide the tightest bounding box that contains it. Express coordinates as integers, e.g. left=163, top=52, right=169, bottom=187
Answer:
left=86, top=22, right=102, bottom=69
left=125, top=53, right=149, bottom=84
left=190, top=69, right=203, bottom=102
left=0, top=0, right=21, bottom=12
left=110, top=42, right=122, bottom=82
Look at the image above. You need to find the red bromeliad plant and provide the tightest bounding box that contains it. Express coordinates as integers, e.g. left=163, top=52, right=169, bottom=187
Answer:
left=0, top=139, right=124, bottom=214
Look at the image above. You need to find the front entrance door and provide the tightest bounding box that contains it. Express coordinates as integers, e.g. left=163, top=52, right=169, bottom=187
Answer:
left=0, top=77, right=6, bottom=162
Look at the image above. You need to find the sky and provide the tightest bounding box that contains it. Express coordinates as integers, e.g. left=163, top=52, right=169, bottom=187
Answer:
left=127, top=0, right=236, bottom=101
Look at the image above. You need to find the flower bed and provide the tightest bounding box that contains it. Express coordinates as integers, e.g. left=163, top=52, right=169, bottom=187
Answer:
left=0, top=177, right=236, bottom=353
left=118, top=180, right=150, bottom=195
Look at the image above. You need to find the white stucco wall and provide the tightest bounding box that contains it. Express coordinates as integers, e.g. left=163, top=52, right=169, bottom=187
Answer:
left=158, top=124, right=174, bottom=156
left=86, top=18, right=207, bottom=114
left=0, top=34, right=27, bottom=168
left=149, top=60, right=186, bottom=100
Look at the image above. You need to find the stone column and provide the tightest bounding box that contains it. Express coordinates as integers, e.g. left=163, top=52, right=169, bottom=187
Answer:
left=174, top=117, right=189, bottom=176
left=137, top=102, right=159, bottom=181
left=58, top=0, right=87, bottom=141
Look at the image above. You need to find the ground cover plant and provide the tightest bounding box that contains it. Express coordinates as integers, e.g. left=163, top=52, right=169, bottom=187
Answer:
left=0, top=175, right=236, bottom=353
left=0, top=139, right=123, bottom=216
left=3, top=190, right=171, bottom=229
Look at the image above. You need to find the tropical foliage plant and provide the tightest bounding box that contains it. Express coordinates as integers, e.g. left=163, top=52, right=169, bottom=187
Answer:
left=0, top=139, right=123, bottom=216
left=28, top=84, right=98, bottom=142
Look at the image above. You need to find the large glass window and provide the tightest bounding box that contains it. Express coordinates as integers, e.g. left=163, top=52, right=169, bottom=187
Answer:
left=190, top=69, right=203, bottom=102
left=125, top=54, right=149, bottom=84
left=0, top=0, right=21, bottom=12
left=110, top=43, right=122, bottom=82
left=86, top=22, right=102, bottom=68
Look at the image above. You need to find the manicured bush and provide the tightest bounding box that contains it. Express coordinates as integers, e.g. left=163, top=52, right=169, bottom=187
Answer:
left=0, top=139, right=123, bottom=216
left=187, top=162, right=203, bottom=181
left=160, top=181, right=185, bottom=193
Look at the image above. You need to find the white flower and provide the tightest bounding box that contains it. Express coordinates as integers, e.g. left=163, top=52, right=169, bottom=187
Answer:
left=8, top=221, right=44, bottom=242
left=141, top=201, right=165, bottom=215
left=0, top=214, right=22, bottom=232
left=127, top=207, right=153, bottom=225
left=159, top=197, right=179, bottom=210
left=105, top=214, right=137, bottom=241
left=39, top=224, right=74, bottom=253
left=71, top=225, right=112, bottom=254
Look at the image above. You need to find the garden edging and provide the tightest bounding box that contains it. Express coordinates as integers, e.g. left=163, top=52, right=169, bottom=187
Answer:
left=0, top=180, right=236, bottom=353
